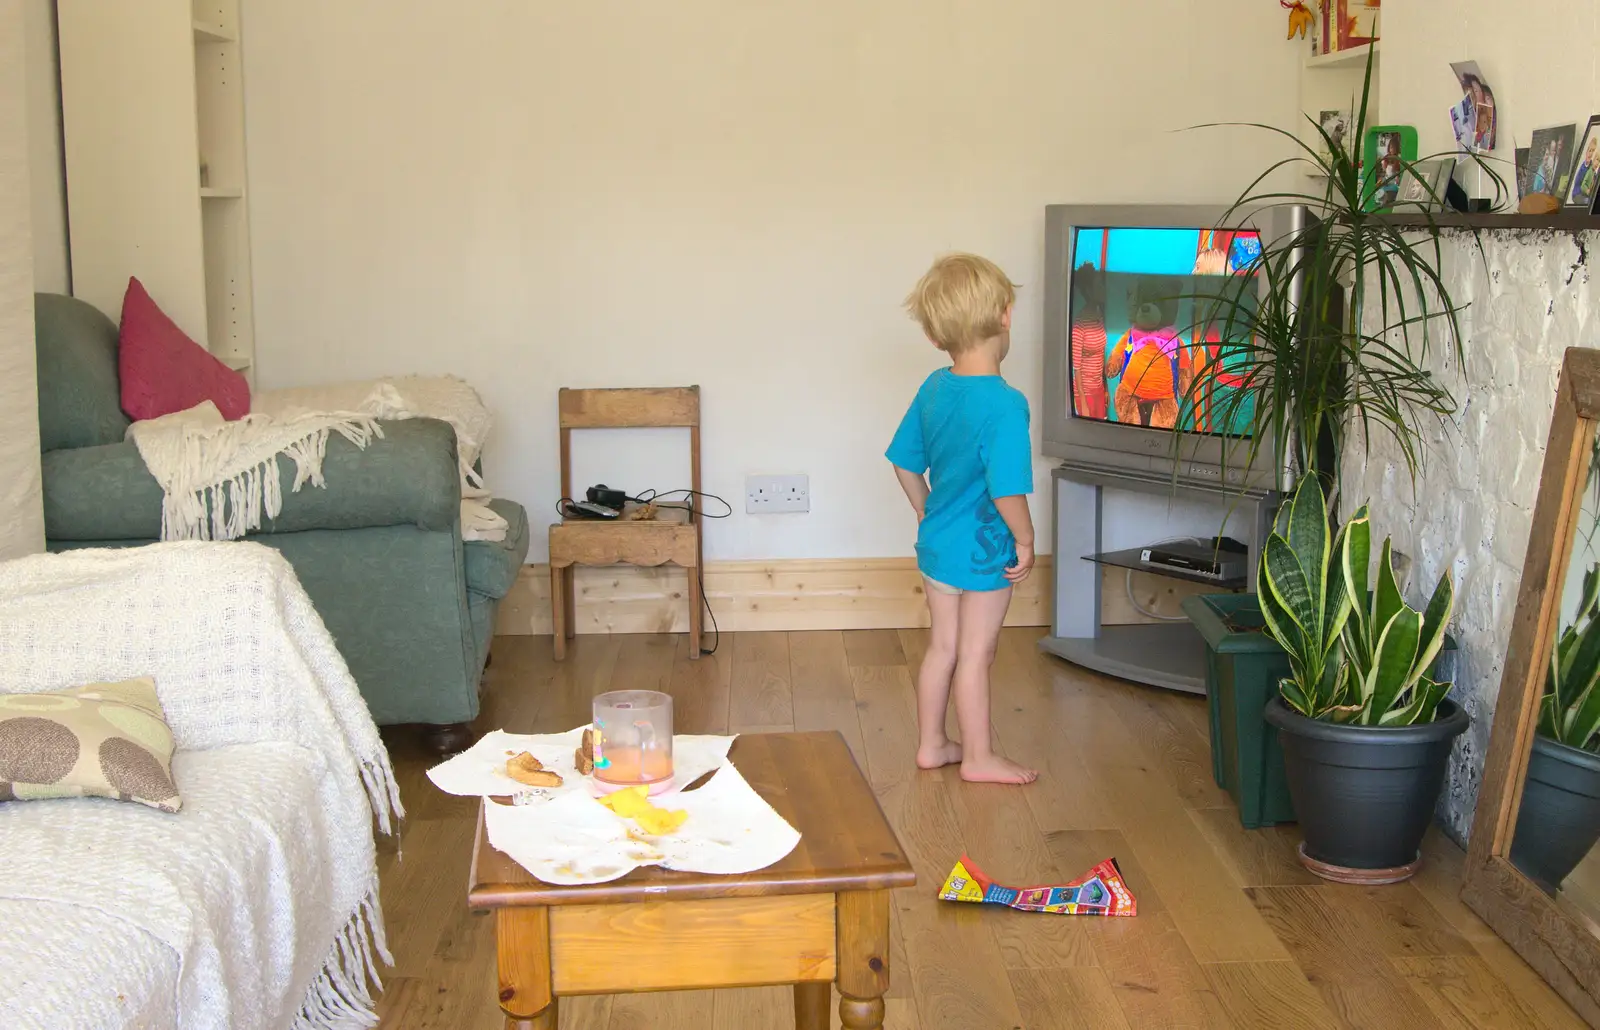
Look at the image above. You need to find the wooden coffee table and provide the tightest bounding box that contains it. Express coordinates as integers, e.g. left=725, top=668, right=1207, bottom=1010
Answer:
left=468, top=731, right=915, bottom=1029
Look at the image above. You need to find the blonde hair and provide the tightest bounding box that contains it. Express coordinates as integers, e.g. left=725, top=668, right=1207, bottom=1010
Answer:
left=904, top=253, right=1018, bottom=352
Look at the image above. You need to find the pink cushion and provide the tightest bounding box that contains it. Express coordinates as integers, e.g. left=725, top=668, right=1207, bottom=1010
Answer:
left=118, top=277, right=250, bottom=421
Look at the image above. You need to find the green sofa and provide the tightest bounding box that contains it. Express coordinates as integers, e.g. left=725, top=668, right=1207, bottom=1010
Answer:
left=35, top=292, right=530, bottom=750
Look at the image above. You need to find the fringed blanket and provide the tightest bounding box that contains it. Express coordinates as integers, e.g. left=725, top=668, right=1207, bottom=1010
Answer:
left=0, top=543, right=404, bottom=1029
left=129, top=375, right=508, bottom=543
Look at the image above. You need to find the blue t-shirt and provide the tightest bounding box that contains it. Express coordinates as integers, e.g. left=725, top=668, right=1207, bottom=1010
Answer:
left=885, top=369, right=1034, bottom=592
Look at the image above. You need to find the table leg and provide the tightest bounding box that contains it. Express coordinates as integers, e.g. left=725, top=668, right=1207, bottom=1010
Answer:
left=505, top=997, right=557, bottom=1030
left=836, top=890, right=890, bottom=1030
left=794, top=981, right=830, bottom=1030
left=498, top=907, right=556, bottom=1028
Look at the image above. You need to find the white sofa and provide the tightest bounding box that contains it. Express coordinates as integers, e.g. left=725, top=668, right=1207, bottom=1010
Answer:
left=0, top=543, right=402, bottom=1030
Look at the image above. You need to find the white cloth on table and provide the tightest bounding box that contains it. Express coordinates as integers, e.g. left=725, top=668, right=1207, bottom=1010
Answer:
left=428, top=725, right=801, bottom=886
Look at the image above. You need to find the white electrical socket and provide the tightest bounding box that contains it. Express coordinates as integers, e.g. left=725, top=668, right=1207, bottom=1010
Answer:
left=746, top=474, right=809, bottom=514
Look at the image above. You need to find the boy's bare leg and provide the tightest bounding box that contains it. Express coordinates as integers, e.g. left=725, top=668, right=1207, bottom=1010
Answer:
left=915, top=581, right=963, bottom=769
left=953, top=587, right=1038, bottom=784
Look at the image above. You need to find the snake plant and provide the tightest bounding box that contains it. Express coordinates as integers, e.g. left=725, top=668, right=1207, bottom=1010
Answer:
left=1258, top=476, right=1455, bottom=725
left=1542, top=564, right=1600, bottom=752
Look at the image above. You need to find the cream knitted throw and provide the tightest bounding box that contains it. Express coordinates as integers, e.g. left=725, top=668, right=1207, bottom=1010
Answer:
left=128, top=402, right=381, bottom=542
left=128, top=375, right=508, bottom=543
left=0, top=543, right=403, bottom=1029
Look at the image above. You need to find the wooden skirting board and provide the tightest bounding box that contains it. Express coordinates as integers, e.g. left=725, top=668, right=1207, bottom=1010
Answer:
left=493, top=556, right=1216, bottom=636
left=494, top=557, right=1052, bottom=636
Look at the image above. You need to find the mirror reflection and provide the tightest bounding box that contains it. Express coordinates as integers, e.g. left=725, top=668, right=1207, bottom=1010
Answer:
left=1512, top=432, right=1600, bottom=931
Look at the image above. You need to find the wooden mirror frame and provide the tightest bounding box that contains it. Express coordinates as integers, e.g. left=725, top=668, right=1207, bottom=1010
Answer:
left=1464, top=346, right=1600, bottom=1026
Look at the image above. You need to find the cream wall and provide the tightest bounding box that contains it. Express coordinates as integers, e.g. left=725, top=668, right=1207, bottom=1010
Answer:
left=1, top=0, right=46, bottom=560
left=1380, top=1, right=1599, bottom=175
left=242, top=0, right=1301, bottom=563
left=23, top=0, right=67, bottom=295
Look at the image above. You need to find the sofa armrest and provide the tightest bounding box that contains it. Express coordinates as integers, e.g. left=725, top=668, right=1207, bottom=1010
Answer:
left=43, top=417, right=461, bottom=541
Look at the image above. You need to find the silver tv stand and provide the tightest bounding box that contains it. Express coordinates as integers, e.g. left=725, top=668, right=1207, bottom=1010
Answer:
left=1039, top=460, right=1278, bottom=695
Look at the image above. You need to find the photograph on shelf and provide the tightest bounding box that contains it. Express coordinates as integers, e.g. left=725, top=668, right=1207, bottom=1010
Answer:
left=1448, top=61, right=1497, bottom=152
left=1318, top=109, right=1352, bottom=161
left=1565, top=116, right=1600, bottom=212
left=1362, top=125, right=1418, bottom=211
left=1528, top=123, right=1579, bottom=199
left=1515, top=147, right=1532, bottom=199
left=1397, top=158, right=1456, bottom=211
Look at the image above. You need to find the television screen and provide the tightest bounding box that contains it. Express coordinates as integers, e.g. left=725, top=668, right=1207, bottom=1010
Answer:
left=1067, top=226, right=1261, bottom=437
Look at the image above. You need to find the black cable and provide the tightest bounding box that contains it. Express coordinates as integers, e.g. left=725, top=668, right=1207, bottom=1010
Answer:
left=635, top=487, right=729, bottom=655
left=630, top=488, right=733, bottom=520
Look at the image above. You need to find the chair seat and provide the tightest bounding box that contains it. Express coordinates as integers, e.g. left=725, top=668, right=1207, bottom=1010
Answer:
left=549, top=505, right=698, bottom=568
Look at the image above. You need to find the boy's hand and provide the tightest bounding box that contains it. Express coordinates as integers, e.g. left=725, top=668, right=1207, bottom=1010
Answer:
left=1005, top=542, right=1035, bottom=583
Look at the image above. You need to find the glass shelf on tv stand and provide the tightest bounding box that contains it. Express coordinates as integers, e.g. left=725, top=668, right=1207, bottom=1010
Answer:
left=1084, top=547, right=1248, bottom=591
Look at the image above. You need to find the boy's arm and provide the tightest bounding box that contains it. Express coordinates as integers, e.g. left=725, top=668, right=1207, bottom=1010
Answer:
left=993, top=495, right=1035, bottom=582
left=893, top=465, right=930, bottom=521
left=982, top=395, right=1036, bottom=583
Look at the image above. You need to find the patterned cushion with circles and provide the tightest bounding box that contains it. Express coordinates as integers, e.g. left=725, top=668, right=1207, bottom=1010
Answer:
left=0, top=676, right=181, bottom=812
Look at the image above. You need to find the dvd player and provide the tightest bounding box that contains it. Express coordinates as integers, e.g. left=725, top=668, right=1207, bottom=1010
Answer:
left=1139, top=539, right=1246, bottom=581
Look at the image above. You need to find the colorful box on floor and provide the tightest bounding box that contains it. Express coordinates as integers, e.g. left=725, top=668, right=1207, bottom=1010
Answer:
left=938, top=854, right=1137, bottom=916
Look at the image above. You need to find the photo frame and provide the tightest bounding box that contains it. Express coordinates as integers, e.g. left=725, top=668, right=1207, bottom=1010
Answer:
left=1528, top=123, right=1579, bottom=200
left=1565, top=116, right=1600, bottom=213
left=1396, top=158, right=1456, bottom=212
left=1362, top=125, right=1420, bottom=211
left=1516, top=147, right=1532, bottom=200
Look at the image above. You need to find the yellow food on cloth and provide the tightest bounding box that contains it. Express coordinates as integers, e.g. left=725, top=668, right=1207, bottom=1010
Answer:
left=598, top=785, right=689, bottom=835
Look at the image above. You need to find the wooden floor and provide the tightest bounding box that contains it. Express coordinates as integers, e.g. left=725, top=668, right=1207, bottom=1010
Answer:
left=375, top=629, right=1586, bottom=1030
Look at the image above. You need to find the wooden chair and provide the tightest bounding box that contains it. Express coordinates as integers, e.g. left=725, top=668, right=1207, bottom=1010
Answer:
left=549, top=387, right=703, bottom=660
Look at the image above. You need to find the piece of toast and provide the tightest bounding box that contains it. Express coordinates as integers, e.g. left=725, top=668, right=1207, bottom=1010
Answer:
left=574, top=728, right=595, bottom=775
left=506, top=751, right=563, bottom=788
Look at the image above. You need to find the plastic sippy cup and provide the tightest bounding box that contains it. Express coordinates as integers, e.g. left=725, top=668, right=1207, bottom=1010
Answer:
left=591, top=690, right=675, bottom=795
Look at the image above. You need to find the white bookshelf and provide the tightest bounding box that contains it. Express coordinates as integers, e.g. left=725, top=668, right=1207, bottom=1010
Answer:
left=1306, top=41, right=1379, bottom=72
left=58, top=0, right=256, bottom=377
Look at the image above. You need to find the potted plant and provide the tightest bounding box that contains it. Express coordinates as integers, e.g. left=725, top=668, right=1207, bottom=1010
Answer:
left=1181, top=52, right=1500, bottom=828
left=1511, top=563, right=1600, bottom=893
left=1257, top=476, right=1468, bottom=882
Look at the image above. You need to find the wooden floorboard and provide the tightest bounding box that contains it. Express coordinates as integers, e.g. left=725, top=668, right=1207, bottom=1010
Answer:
left=375, top=628, right=1582, bottom=1029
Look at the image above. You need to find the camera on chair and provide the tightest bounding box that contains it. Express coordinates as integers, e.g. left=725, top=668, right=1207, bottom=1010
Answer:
left=585, top=485, right=627, bottom=512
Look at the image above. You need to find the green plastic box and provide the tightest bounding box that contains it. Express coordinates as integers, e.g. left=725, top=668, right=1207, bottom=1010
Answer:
left=1183, top=593, right=1298, bottom=829
left=1183, top=592, right=1460, bottom=830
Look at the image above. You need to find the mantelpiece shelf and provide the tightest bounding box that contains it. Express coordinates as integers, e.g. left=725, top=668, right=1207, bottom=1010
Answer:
left=1381, top=212, right=1600, bottom=232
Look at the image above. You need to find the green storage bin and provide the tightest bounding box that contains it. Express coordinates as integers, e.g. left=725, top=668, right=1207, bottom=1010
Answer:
left=1184, top=593, right=1298, bottom=829
left=1183, top=591, right=1459, bottom=830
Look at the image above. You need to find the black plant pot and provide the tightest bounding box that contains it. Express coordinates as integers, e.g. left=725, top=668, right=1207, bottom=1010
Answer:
left=1265, top=697, right=1470, bottom=883
left=1510, top=735, right=1600, bottom=894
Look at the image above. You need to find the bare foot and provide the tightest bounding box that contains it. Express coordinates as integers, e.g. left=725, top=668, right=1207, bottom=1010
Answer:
left=960, top=754, right=1038, bottom=784
left=916, top=741, right=963, bottom=770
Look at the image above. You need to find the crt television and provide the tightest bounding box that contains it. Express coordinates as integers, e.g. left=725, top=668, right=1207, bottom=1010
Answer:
left=1041, top=204, right=1305, bottom=493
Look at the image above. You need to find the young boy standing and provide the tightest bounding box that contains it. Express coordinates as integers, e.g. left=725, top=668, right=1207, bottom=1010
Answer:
left=887, top=253, right=1038, bottom=785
